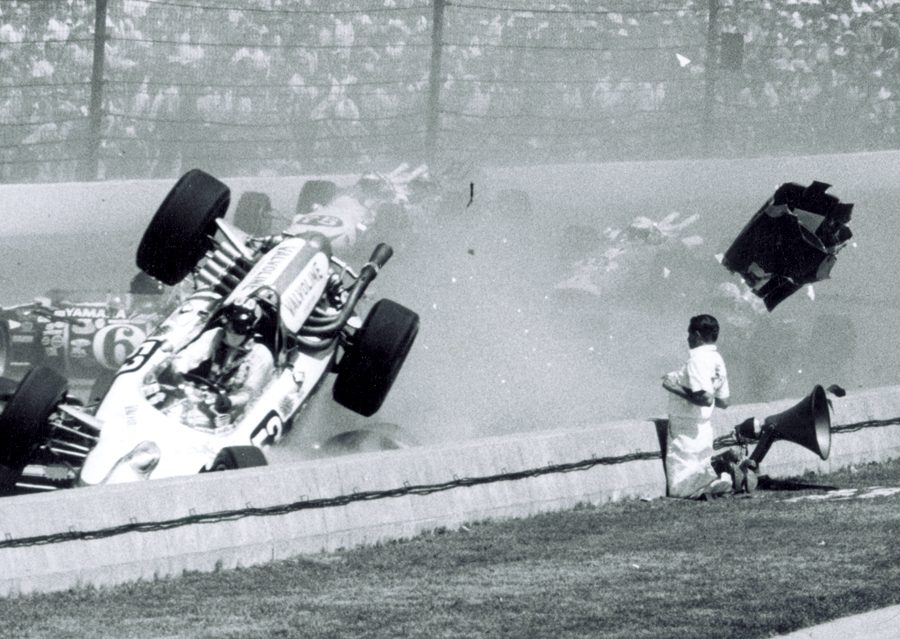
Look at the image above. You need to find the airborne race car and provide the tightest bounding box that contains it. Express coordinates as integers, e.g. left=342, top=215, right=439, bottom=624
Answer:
left=0, top=163, right=433, bottom=392
left=553, top=180, right=854, bottom=313
left=721, top=180, right=854, bottom=311
left=0, top=169, right=419, bottom=494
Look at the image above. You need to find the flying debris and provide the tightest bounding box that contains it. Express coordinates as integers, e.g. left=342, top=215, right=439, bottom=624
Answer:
left=722, top=181, right=853, bottom=311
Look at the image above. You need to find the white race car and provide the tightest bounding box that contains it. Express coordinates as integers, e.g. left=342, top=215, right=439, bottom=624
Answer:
left=233, top=163, right=434, bottom=259
left=0, top=169, right=420, bottom=494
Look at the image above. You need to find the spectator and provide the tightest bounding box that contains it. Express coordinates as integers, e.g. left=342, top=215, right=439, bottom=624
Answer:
left=661, top=314, right=732, bottom=499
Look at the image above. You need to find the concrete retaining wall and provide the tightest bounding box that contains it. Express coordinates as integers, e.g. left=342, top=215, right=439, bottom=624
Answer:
left=2, top=150, right=898, bottom=236
left=0, top=173, right=359, bottom=237
left=1, top=384, right=899, bottom=597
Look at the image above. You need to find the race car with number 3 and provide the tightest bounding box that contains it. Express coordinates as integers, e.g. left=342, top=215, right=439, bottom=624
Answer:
left=0, top=168, right=420, bottom=494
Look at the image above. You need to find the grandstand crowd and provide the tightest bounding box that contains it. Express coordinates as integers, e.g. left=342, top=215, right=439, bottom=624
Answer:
left=0, top=0, right=898, bottom=183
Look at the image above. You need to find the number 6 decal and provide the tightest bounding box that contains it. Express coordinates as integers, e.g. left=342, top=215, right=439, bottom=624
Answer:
left=93, top=323, right=148, bottom=370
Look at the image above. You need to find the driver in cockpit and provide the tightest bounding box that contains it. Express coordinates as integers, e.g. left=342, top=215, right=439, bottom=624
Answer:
left=169, top=298, right=274, bottom=414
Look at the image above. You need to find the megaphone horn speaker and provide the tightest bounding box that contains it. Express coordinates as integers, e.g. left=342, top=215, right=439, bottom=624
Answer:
left=749, top=385, right=832, bottom=466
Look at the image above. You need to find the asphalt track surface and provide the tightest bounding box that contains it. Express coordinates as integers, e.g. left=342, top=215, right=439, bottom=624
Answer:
left=0, top=176, right=897, bottom=463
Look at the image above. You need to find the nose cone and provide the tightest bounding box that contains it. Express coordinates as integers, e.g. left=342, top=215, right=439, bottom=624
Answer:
left=80, top=440, right=161, bottom=485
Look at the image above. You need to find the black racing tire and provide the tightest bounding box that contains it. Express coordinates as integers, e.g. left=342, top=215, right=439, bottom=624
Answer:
left=333, top=299, right=419, bottom=417
left=296, top=179, right=337, bottom=215
left=0, top=321, right=9, bottom=379
left=0, top=462, right=21, bottom=494
left=209, top=445, right=268, bottom=471
left=136, top=168, right=230, bottom=285
left=0, top=366, right=67, bottom=470
left=233, top=191, right=273, bottom=236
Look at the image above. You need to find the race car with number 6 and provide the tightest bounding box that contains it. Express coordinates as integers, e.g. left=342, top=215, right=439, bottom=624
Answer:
left=0, top=168, right=420, bottom=494
left=0, top=275, right=177, bottom=399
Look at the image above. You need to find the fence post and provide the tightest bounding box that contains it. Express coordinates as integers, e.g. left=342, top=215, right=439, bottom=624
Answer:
left=83, top=0, right=108, bottom=181
left=426, top=0, right=446, bottom=163
left=702, top=0, right=719, bottom=156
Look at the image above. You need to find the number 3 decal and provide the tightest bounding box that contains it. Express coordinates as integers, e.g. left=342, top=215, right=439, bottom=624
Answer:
left=117, top=339, right=161, bottom=374
left=251, top=411, right=284, bottom=447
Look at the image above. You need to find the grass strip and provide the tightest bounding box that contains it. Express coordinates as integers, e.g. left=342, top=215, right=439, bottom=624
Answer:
left=2, top=459, right=899, bottom=639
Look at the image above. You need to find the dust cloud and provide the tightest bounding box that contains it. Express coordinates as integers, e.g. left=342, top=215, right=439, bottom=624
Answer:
left=369, top=166, right=899, bottom=448
left=1, top=163, right=897, bottom=456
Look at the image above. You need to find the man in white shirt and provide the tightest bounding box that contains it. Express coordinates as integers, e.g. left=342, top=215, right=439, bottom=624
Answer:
left=662, top=314, right=733, bottom=499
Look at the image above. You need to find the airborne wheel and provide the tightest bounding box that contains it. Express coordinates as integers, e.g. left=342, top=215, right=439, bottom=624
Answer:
left=209, top=446, right=268, bottom=471
left=136, top=168, right=230, bottom=285
left=333, top=299, right=419, bottom=417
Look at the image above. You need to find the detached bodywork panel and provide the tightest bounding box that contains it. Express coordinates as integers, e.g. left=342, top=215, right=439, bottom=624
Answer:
left=722, top=181, right=854, bottom=311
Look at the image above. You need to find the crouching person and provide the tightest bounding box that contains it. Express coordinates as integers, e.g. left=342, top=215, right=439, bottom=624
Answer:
left=662, top=314, right=733, bottom=499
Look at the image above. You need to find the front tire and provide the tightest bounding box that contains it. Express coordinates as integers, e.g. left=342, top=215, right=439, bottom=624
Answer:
left=209, top=446, right=268, bottom=471
left=333, top=299, right=419, bottom=417
left=0, top=366, right=67, bottom=473
left=136, top=169, right=230, bottom=285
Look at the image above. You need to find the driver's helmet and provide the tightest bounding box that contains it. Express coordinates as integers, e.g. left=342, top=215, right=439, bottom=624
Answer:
left=223, top=298, right=261, bottom=337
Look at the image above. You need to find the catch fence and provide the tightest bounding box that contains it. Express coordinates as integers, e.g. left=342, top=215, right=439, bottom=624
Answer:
left=0, top=0, right=898, bottom=183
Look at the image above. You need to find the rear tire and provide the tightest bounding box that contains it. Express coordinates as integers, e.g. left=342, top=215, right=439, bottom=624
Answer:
left=209, top=446, right=268, bottom=471
left=0, top=366, right=67, bottom=471
left=0, top=463, right=22, bottom=495
left=233, top=191, right=273, bottom=236
left=296, top=180, right=337, bottom=215
left=136, top=169, right=230, bottom=285
left=333, top=299, right=419, bottom=417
